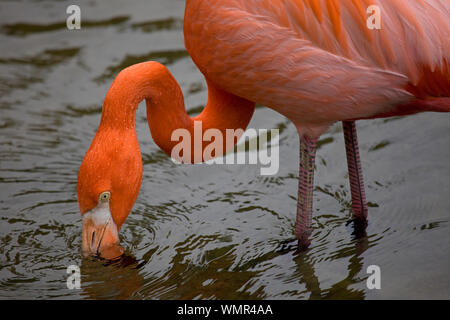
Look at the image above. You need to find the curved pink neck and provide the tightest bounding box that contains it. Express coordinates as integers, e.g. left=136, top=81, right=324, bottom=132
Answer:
left=100, top=62, right=255, bottom=162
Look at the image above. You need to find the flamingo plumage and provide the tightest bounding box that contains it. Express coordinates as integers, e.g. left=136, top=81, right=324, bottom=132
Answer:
left=77, top=0, right=450, bottom=259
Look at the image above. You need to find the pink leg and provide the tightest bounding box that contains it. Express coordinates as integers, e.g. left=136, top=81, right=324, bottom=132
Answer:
left=295, top=135, right=318, bottom=250
left=343, top=121, right=368, bottom=226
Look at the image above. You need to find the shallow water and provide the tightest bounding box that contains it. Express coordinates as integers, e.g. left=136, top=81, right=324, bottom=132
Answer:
left=0, top=0, right=449, bottom=300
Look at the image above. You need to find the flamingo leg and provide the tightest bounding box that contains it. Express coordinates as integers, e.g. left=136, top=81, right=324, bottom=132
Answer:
left=295, top=135, right=318, bottom=250
left=342, top=121, right=368, bottom=227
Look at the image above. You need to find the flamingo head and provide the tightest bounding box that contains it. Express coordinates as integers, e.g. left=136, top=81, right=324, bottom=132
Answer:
left=77, top=129, right=143, bottom=260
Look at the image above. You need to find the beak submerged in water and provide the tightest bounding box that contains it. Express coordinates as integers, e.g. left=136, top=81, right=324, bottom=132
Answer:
left=82, top=192, right=124, bottom=260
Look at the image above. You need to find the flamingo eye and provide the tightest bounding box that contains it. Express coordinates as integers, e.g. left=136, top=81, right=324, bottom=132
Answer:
left=99, top=191, right=111, bottom=203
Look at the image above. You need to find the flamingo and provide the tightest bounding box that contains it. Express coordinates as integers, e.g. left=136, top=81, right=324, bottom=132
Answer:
left=77, top=0, right=450, bottom=259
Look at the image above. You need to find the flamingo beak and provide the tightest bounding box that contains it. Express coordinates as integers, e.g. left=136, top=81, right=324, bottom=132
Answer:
left=82, top=201, right=124, bottom=260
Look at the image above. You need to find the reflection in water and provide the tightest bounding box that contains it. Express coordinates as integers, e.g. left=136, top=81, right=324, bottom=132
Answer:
left=138, top=243, right=265, bottom=300
left=81, top=253, right=145, bottom=299
left=0, top=0, right=449, bottom=300
left=277, top=228, right=370, bottom=300
left=293, top=236, right=369, bottom=300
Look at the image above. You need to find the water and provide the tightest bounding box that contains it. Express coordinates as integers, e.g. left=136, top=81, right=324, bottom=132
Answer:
left=0, top=0, right=449, bottom=300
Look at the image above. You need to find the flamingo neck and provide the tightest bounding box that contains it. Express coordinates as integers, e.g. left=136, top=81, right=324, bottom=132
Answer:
left=99, top=61, right=255, bottom=162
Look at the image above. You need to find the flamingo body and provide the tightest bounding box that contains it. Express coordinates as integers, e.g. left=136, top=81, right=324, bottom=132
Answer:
left=77, top=0, right=450, bottom=258
left=184, top=0, right=450, bottom=136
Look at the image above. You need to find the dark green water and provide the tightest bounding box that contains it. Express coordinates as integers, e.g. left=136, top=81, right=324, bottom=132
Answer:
left=0, top=0, right=449, bottom=299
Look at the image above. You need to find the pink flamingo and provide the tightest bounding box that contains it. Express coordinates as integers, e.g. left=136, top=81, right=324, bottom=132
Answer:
left=78, top=0, right=450, bottom=259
